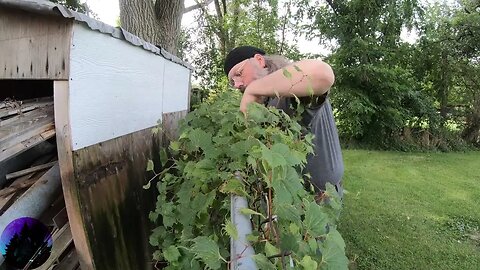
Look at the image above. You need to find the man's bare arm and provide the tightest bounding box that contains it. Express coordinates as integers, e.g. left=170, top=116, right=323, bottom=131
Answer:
left=241, top=59, right=335, bottom=112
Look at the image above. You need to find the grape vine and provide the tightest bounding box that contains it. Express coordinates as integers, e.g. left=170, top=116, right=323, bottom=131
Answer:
left=146, top=91, right=348, bottom=269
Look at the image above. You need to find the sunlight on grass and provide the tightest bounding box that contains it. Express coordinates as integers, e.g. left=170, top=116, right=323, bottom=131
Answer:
left=338, top=150, right=480, bottom=270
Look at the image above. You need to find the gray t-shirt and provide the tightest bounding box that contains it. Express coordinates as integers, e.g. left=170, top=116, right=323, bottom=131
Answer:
left=266, top=95, right=344, bottom=191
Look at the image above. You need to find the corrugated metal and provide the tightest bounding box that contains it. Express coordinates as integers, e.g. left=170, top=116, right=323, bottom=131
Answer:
left=0, top=0, right=193, bottom=70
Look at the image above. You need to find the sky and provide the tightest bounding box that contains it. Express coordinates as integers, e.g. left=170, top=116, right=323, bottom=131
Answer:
left=84, top=0, right=329, bottom=55
left=84, top=0, right=419, bottom=55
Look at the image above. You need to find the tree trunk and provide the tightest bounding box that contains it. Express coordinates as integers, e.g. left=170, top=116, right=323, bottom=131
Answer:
left=119, top=0, right=184, bottom=55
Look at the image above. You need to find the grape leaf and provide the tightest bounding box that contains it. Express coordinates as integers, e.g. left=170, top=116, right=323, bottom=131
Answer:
left=300, top=255, right=318, bottom=270
left=159, top=148, right=168, bottom=165
left=191, top=236, right=224, bottom=270
left=146, top=160, right=154, bottom=172
left=240, top=208, right=266, bottom=219
left=265, top=241, right=280, bottom=257
left=304, top=201, right=329, bottom=236
left=224, top=220, right=238, bottom=240
left=318, top=228, right=348, bottom=270
left=253, top=254, right=276, bottom=270
left=163, top=245, right=181, bottom=263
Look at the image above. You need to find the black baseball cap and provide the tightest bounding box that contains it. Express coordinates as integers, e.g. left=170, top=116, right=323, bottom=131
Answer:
left=224, top=46, right=266, bottom=75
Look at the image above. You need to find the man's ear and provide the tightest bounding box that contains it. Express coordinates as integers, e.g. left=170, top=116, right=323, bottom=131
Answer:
left=253, top=54, right=266, bottom=68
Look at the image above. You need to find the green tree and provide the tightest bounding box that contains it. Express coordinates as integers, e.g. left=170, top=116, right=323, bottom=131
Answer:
left=49, top=0, right=89, bottom=13
left=414, top=1, right=480, bottom=147
left=298, top=0, right=427, bottom=148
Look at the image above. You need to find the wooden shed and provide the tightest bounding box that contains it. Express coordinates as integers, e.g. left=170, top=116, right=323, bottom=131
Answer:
left=0, top=0, right=191, bottom=269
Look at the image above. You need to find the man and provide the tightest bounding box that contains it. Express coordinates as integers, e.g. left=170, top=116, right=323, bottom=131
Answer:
left=224, top=46, right=344, bottom=198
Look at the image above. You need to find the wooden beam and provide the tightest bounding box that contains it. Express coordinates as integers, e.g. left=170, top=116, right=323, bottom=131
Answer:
left=54, top=80, right=94, bottom=270
left=5, top=161, right=57, bottom=180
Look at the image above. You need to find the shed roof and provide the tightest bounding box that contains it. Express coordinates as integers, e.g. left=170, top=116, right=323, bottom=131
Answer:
left=0, top=0, right=193, bottom=70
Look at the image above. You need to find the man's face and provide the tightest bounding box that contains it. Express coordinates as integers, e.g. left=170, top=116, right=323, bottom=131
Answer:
left=228, top=55, right=268, bottom=92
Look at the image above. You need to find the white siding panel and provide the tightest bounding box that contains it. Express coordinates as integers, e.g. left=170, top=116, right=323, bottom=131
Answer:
left=162, top=60, right=190, bottom=113
left=69, top=23, right=174, bottom=150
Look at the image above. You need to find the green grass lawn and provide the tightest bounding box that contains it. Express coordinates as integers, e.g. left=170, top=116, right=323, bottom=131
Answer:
left=338, top=150, right=480, bottom=270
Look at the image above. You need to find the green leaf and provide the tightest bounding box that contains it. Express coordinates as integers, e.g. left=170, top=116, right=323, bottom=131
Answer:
left=265, top=242, right=280, bottom=257
left=246, top=231, right=260, bottom=243
left=146, top=160, right=154, bottom=172
left=300, top=255, right=318, bottom=270
left=142, top=181, right=151, bottom=190
left=191, top=236, right=224, bottom=270
left=289, top=223, right=300, bottom=234
left=148, top=211, right=159, bottom=222
left=282, top=68, right=292, bottom=79
left=160, top=148, right=168, bottom=165
left=275, top=204, right=300, bottom=222
left=219, top=178, right=247, bottom=196
left=261, top=145, right=287, bottom=168
left=239, top=208, right=266, bottom=219
left=224, top=220, right=238, bottom=240
left=318, top=228, right=348, bottom=270
left=170, top=141, right=181, bottom=151
left=189, top=128, right=213, bottom=151
left=293, top=65, right=303, bottom=72
left=308, top=237, right=318, bottom=253
left=306, top=82, right=315, bottom=97
left=163, top=245, right=181, bottom=263
left=304, top=201, right=329, bottom=236
left=252, top=254, right=276, bottom=270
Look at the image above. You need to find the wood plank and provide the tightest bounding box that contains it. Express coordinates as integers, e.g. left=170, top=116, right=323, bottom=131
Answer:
left=0, top=141, right=55, bottom=188
left=54, top=80, right=95, bottom=270
left=0, top=100, right=54, bottom=119
left=51, top=246, right=79, bottom=270
left=5, top=161, right=57, bottom=180
left=0, top=103, right=52, bottom=127
left=0, top=159, right=57, bottom=198
left=37, top=224, right=74, bottom=270
left=0, top=119, right=54, bottom=152
left=0, top=105, right=54, bottom=147
left=0, top=125, right=56, bottom=162
left=0, top=7, right=72, bottom=79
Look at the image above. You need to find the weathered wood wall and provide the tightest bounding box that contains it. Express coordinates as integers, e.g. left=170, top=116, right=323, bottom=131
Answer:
left=54, top=21, right=191, bottom=269
left=55, top=81, right=177, bottom=269
left=0, top=7, right=72, bottom=79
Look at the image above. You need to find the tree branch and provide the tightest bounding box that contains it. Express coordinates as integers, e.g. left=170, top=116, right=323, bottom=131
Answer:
left=184, top=0, right=214, bottom=14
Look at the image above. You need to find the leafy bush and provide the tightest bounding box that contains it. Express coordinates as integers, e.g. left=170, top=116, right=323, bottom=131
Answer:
left=147, top=91, right=347, bottom=269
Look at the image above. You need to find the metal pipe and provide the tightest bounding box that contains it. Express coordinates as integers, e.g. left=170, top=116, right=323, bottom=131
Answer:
left=230, top=178, right=257, bottom=270
left=0, top=164, right=61, bottom=265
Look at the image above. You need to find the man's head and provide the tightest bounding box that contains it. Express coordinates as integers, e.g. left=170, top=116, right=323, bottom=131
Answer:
left=224, top=46, right=269, bottom=91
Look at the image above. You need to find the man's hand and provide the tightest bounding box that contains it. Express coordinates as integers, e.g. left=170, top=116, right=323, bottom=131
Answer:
left=240, top=92, right=263, bottom=113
